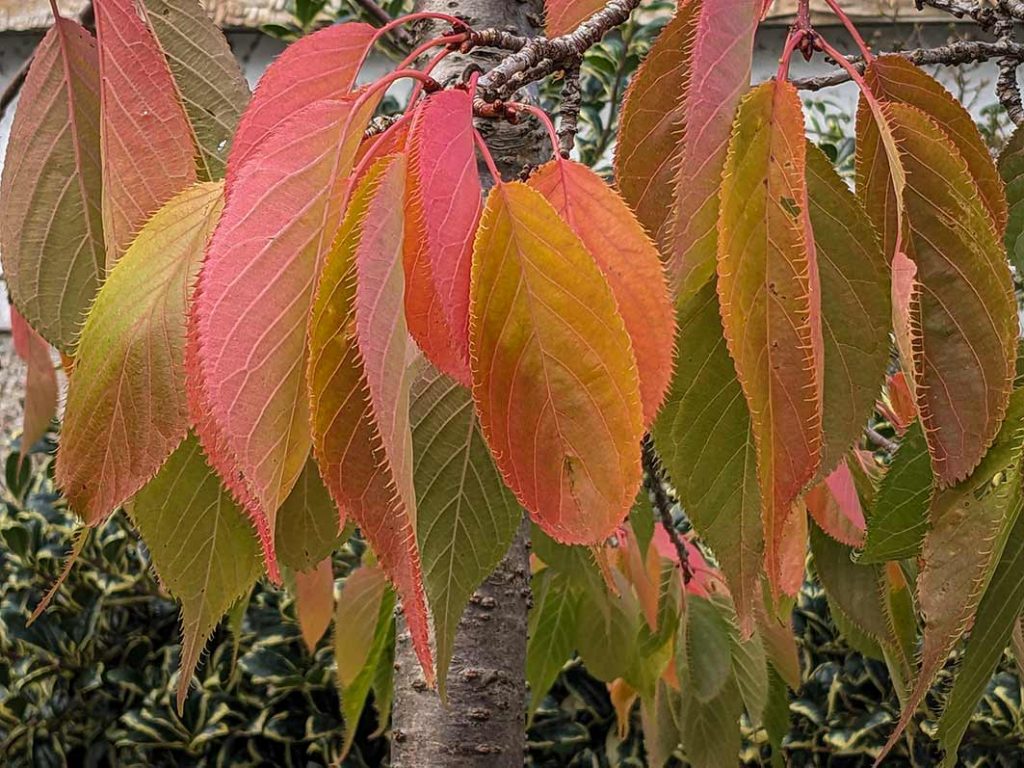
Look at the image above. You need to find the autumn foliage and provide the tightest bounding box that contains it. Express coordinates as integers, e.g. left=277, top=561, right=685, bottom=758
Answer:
left=5, top=0, right=1024, bottom=763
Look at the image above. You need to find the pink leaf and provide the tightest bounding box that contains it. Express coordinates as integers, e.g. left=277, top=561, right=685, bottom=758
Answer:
left=95, top=0, right=196, bottom=262
left=805, top=459, right=866, bottom=548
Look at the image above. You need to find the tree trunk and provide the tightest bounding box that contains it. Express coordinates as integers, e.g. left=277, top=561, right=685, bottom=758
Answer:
left=390, top=6, right=545, bottom=761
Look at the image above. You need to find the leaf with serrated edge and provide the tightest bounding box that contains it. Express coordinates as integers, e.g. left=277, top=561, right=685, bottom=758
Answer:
left=0, top=17, right=104, bottom=352
left=614, top=1, right=698, bottom=238
left=138, top=0, right=251, bottom=181
left=544, top=0, right=605, bottom=35
left=661, top=0, right=760, bottom=301
left=192, top=93, right=379, bottom=576
left=878, top=389, right=1024, bottom=761
left=936, top=507, right=1024, bottom=764
left=95, top=0, right=197, bottom=262
left=411, top=361, right=522, bottom=694
left=10, top=309, right=57, bottom=455
left=888, top=103, right=1017, bottom=485
left=805, top=144, right=890, bottom=476
left=999, top=123, right=1024, bottom=272
left=805, top=460, right=866, bottom=549
left=129, top=434, right=262, bottom=714
left=275, top=458, right=343, bottom=573
left=57, top=181, right=224, bottom=526
left=470, top=181, right=644, bottom=545
left=293, top=557, right=334, bottom=652
left=528, top=159, right=675, bottom=426
left=717, top=80, right=821, bottom=594
left=334, top=563, right=395, bottom=758
left=307, top=155, right=434, bottom=683
left=652, top=280, right=761, bottom=636
left=227, top=22, right=376, bottom=183
left=858, top=420, right=931, bottom=563
left=527, top=568, right=580, bottom=720
left=404, top=90, right=480, bottom=385
left=865, top=55, right=1006, bottom=235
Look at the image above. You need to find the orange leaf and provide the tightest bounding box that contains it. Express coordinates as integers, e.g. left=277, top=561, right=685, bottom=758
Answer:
left=294, top=558, right=334, bottom=652
left=527, top=159, right=675, bottom=426
left=469, top=182, right=644, bottom=545
left=716, top=80, right=822, bottom=592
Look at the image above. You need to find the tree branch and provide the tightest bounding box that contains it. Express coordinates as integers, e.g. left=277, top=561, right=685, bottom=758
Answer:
left=556, top=65, right=581, bottom=157
left=641, top=436, right=693, bottom=584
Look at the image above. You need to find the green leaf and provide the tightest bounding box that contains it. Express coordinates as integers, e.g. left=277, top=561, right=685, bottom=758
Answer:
left=679, top=653, right=743, bottom=768
left=999, top=123, right=1024, bottom=272
left=129, top=434, right=263, bottom=714
left=686, top=596, right=733, bottom=702
left=858, top=420, right=932, bottom=563
left=410, top=361, right=522, bottom=695
left=936, top=502, right=1024, bottom=764
left=526, top=569, right=580, bottom=720
left=730, top=620, right=769, bottom=725
left=275, top=458, right=342, bottom=573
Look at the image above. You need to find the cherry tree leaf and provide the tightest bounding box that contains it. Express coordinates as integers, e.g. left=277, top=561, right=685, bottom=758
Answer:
left=527, top=159, right=675, bottom=426
left=410, top=362, right=522, bottom=694
left=95, top=0, right=197, bottom=261
left=0, top=16, right=104, bottom=352
left=717, top=80, right=821, bottom=592
left=227, top=21, right=376, bottom=182
left=660, top=0, right=761, bottom=300
left=10, top=309, right=58, bottom=455
left=864, top=55, right=1006, bottom=235
left=805, top=460, right=866, bottom=548
left=57, top=181, right=224, bottom=526
left=192, top=94, right=379, bottom=573
left=858, top=419, right=932, bottom=564
left=137, top=0, right=251, bottom=181
left=469, top=181, right=644, bottom=545
left=527, top=568, right=580, bottom=719
left=879, top=389, right=1024, bottom=760
left=293, top=557, right=334, bottom=652
left=307, top=155, right=433, bottom=683
left=129, top=434, right=263, bottom=714
left=544, top=0, right=603, bottom=36
left=334, top=563, right=395, bottom=758
left=615, top=1, right=700, bottom=239
left=275, top=458, right=343, bottom=573
left=999, top=123, right=1024, bottom=271
left=805, top=144, right=890, bottom=475
left=652, top=280, right=762, bottom=636
left=888, top=103, right=1017, bottom=485
left=404, top=90, right=481, bottom=385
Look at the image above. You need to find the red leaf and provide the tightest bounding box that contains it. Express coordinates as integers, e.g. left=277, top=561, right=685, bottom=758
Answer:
left=191, top=94, right=378, bottom=577
left=95, top=0, right=196, bottom=262
left=227, top=22, right=376, bottom=184
left=805, top=459, right=866, bottom=548
left=403, top=90, right=481, bottom=385
left=527, top=159, right=675, bottom=426
left=10, top=308, right=57, bottom=455
left=878, top=371, right=917, bottom=433
left=308, top=155, right=434, bottom=683
left=470, top=182, right=644, bottom=545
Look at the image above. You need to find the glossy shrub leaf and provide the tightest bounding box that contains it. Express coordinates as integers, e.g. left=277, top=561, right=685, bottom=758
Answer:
left=95, top=0, right=197, bottom=261
left=10, top=309, right=57, bottom=455
left=999, top=123, right=1024, bottom=271
left=307, top=155, right=433, bottom=683
left=528, top=158, right=675, bottom=426
left=404, top=90, right=481, bottom=385
left=652, top=280, right=761, bottom=635
left=470, top=181, right=644, bottom=544
left=805, top=144, right=890, bottom=474
left=864, top=55, right=1006, bottom=235
left=614, top=1, right=699, bottom=237
left=660, top=0, right=760, bottom=299
left=138, top=0, right=251, bottom=181
left=129, top=434, right=263, bottom=713
left=57, top=182, right=224, bottom=525
left=293, top=558, right=334, bottom=652
left=936, top=508, right=1024, bottom=764
left=192, top=94, right=378, bottom=571
left=717, top=80, right=821, bottom=592
left=0, top=16, right=104, bottom=352
left=527, top=568, right=580, bottom=719
left=880, top=390, right=1024, bottom=758
left=275, top=458, right=343, bottom=573
left=410, top=362, right=522, bottom=694
left=858, top=420, right=932, bottom=563
left=334, top=563, right=395, bottom=758
left=227, top=22, right=376, bottom=181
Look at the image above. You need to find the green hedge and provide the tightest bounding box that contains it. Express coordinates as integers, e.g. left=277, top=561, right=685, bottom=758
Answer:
left=4, top=436, right=1024, bottom=767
